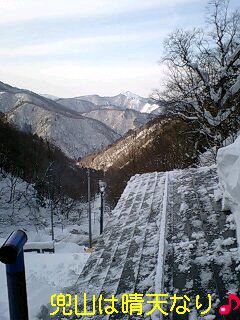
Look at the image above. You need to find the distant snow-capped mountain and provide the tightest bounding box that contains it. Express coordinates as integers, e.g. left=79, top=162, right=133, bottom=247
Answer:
left=0, top=82, right=159, bottom=159
left=74, top=92, right=159, bottom=113
left=54, top=92, right=158, bottom=135
left=0, top=81, right=120, bottom=159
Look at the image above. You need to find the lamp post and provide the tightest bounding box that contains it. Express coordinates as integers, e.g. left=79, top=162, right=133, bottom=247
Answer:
left=99, top=180, right=107, bottom=235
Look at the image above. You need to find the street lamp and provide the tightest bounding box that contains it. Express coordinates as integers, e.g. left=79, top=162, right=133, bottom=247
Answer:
left=99, top=180, right=107, bottom=234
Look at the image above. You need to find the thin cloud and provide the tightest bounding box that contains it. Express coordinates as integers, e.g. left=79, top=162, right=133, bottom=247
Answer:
left=0, top=0, right=210, bottom=96
left=0, top=30, right=168, bottom=57
left=0, top=0, right=200, bottom=25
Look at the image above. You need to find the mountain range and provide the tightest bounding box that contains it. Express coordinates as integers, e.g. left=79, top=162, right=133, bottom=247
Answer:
left=0, top=81, right=159, bottom=159
left=54, top=91, right=159, bottom=114
left=73, top=91, right=159, bottom=113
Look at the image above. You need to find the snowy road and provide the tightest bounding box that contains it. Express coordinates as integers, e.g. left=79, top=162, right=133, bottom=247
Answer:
left=48, top=167, right=240, bottom=320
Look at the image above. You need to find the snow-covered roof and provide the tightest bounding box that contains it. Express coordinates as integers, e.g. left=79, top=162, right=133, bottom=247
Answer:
left=49, top=167, right=240, bottom=319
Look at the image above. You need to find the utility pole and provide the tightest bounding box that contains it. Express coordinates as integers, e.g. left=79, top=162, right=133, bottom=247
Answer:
left=99, top=180, right=107, bottom=235
left=87, top=168, right=92, bottom=248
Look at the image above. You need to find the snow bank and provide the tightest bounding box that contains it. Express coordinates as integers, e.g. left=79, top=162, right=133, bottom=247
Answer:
left=217, top=136, right=240, bottom=251
left=217, top=135, right=240, bottom=207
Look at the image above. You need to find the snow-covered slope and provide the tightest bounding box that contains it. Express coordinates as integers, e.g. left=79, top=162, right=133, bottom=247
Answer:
left=0, top=170, right=103, bottom=319
left=56, top=97, right=98, bottom=113
left=80, top=119, right=167, bottom=171
left=78, top=91, right=159, bottom=113
left=0, top=81, right=120, bottom=159
left=75, top=94, right=114, bottom=107
left=82, top=108, right=151, bottom=135
left=53, top=93, right=156, bottom=135
left=7, top=104, right=120, bottom=159
left=141, top=102, right=159, bottom=113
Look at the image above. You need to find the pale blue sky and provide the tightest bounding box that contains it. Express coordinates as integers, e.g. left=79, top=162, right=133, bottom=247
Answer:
left=0, top=0, right=238, bottom=97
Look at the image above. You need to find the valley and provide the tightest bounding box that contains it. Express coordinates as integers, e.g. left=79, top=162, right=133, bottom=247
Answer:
left=0, top=81, right=158, bottom=160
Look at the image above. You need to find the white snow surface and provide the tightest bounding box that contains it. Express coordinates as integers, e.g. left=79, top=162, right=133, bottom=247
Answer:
left=217, top=135, right=240, bottom=250
left=217, top=135, right=240, bottom=206
left=0, top=244, right=89, bottom=320
left=153, top=172, right=169, bottom=320
left=141, top=102, right=159, bottom=113
left=0, top=170, right=109, bottom=319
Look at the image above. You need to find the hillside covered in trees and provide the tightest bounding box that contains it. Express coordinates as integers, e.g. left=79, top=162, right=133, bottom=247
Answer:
left=0, top=113, right=102, bottom=203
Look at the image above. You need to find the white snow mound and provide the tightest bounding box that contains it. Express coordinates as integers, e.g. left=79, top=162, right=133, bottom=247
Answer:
left=217, top=135, right=240, bottom=206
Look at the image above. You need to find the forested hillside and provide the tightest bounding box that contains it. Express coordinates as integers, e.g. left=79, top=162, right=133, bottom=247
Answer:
left=80, top=115, right=203, bottom=205
left=0, top=114, right=102, bottom=202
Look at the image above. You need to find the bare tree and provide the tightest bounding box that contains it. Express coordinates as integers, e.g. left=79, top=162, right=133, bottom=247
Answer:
left=154, top=0, right=240, bottom=148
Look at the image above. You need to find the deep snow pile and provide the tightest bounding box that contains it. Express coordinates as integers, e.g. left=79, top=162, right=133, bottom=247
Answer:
left=217, top=135, right=240, bottom=206
left=217, top=135, right=240, bottom=249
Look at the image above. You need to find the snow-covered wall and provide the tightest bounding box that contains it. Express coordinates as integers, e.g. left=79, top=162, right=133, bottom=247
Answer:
left=217, top=135, right=240, bottom=207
